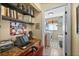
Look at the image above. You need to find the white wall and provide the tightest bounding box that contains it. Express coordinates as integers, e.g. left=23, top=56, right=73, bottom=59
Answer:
left=0, top=19, right=33, bottom=41
left=71, top=3, right=79, bottom=56
left=32, top=13, right=42, bottom=39
left=0, top=20, right=11, bottom=41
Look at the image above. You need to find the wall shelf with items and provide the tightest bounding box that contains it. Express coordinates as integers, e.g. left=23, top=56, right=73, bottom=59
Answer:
left=2, top=15, right=34, bottom=25
left=1, top=3, right=35, bottom=25
left=1, top=3, right=34, bottom=17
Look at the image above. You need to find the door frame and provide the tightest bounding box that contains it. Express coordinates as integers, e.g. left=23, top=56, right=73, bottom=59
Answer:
left=42, top=4, right=71, bottom=56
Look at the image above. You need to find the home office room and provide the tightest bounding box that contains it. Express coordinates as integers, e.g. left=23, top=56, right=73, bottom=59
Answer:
left=0, top=1, right=79, bottom=57
left=0, top=3, right=71, bottom=56
left=0, top=3, right=43, bottom=56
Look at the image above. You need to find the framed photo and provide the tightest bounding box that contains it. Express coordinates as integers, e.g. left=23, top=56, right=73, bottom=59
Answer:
left=76, top=6, right=79, bottom=33
left=10, top=21, right=26, bottom=36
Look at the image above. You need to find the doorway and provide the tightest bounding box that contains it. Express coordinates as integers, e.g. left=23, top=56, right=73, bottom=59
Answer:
left=42, top=5, right=71, bottom=56
left=44, top=13, right=65, bottom=56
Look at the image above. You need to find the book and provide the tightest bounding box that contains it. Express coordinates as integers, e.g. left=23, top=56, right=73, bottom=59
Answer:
left=14, top=10, right=17, bottom=19
left=22, top=4, right=25, bottom=10
left=23, top=4, right=27, bottom=12
left=25, top=5, right=28, bottom=12
left=9, top=9, right=11, bottom=17
left=5, top=7, right=10, bottom=17
left=28, top=16, right=32, bottom=22
left=23, top=15, right=29, bottom=22
left=13, top=10, right=15, bottom=19
left=16, top=12, right=18, bottom=19
left=5, top=8, right=7, bottom=16
left=7, top=8, right=10, bottom=17
left=18, top=13, right=23, bottom=20
left=10, top=9, right=14, bottom=18
left=17, top=3, right=22, bottom=10
left=1, top=6, right=6, bottom=16
left=27, top=6, right=31, bottom=14
left=30, top=9, right=34, bottom=16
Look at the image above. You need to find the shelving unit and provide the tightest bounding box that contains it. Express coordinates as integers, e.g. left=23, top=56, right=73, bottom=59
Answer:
left=1, top=3, right=35, bottom=25
left=1, top=3, right=34, bottom=17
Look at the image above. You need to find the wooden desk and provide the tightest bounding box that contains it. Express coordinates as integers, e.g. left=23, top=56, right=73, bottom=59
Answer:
left=0, top=39, right=43, bottom=56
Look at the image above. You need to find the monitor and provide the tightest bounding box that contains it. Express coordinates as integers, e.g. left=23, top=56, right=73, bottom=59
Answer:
left=15, top=35, right=29, bottom=47
left=15, top=36, right=23, bottom=47
left=22, top=35, right=29, bottom=45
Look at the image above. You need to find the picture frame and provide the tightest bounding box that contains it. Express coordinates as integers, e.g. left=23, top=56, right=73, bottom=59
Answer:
left=35, top=23, right=40, bottom=29
left=10, top=21, right=26, bottom=36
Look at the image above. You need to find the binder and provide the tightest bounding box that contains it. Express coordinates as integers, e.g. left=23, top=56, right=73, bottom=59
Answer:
left=14, top=10, right=17, bottom=19
left=18, top=13, right=23, bottom=20
left=1, top=6, right=6, bottom=16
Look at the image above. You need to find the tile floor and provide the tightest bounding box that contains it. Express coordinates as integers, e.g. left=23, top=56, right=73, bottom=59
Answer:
left=43, top=47, right=63, bottom=56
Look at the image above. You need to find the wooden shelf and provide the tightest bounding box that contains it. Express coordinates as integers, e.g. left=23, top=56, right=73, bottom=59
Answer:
left=1, top=3, right=34, bottom=17
left=2, top=16, right=34, bottom=25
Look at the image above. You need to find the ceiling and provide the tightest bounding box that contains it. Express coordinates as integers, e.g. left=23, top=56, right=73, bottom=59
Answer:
left=40, top=3, right=67, bottom=10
